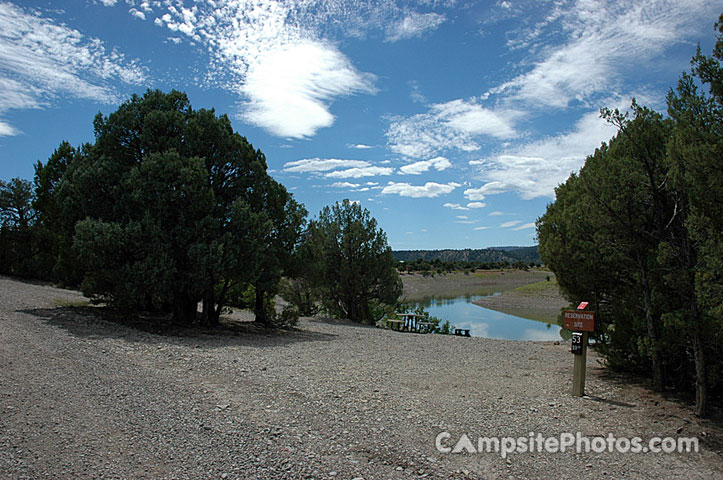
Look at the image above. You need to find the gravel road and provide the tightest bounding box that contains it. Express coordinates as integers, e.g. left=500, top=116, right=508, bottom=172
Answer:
left=1, top=275, right=721, bottom=479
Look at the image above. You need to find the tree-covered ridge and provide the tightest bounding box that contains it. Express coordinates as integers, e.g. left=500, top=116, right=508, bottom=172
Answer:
left=537, top=14, right=723, bottom=417
left=393, top=246, right=540, bottom=264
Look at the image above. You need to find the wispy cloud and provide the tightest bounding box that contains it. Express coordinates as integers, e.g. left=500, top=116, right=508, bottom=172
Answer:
left=382, top=181, right=460, bottom=198
left=0, top=2, right=146, bottom=135
left=387, top=98, right=518, bottom=158
left=487, top=0, right=717, bottom=109
left=385, top=11, right=446, bottom=42
left=348, top=143, right=373, bottom=149
left=409, top=80, right=426, bottom=103
left=501, top=220, right=521, bottom=228
left=470, top=109, right=618, bottom=199
left=512, top=222, right=536, bottom=230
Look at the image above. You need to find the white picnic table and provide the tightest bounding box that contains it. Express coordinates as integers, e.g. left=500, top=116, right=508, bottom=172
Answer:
left=393, top=313, right=432, bottom=333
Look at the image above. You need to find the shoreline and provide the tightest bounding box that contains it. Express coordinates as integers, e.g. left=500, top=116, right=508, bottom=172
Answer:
left=402, top=270, right=569, bottom=324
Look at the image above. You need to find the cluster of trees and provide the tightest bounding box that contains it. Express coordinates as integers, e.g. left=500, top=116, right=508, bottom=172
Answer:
left=282, top=199, right=402, bottom=324
left=0, top=90, right=401, bottom=327
left=537, top=16, right=723, bottom=417
left=397, top=257, right=539, bottom=276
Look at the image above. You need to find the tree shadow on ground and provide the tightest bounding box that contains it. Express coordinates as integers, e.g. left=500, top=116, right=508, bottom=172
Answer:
left=593, top=365, right=723, bottom=452
left=21, top=305, right=336, bottom=349
left=307, top=316, right=378, bottom=329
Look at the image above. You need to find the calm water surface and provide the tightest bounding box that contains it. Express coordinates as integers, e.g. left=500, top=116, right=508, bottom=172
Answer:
left=410, top=294, right=563, bottom=341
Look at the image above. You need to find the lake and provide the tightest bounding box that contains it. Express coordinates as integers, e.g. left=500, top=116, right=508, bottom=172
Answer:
left=409, top=294, right=564, bottom=341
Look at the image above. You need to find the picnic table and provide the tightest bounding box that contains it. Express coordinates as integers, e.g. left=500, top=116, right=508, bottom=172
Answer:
left=394, top=313, right=429, bottom=333
left=454, top=328, right=471, bottom=337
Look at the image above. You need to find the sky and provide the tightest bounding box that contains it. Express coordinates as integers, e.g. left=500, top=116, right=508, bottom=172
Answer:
left=0, top=0, right=720, bottom=250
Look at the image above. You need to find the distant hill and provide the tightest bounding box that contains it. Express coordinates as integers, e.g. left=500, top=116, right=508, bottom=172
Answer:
left=392, top=246, right=540, bottom=264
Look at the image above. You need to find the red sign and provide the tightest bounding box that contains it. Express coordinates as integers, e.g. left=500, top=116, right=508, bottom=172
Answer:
left=563, top=310, right=595, bottom=332
left=577, top=301, right=589, bottom=310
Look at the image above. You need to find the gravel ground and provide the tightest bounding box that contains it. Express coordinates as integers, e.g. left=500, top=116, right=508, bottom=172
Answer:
left=1, top=275, right=721, bottom=479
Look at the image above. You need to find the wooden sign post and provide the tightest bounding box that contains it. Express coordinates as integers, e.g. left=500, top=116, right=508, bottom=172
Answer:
left=564, top=308, right=595, bottom=397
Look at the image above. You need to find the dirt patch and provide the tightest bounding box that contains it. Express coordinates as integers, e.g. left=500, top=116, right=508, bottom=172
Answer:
left=473, top=279, right=570, bottom=324
left=401, top=270, right=552, bottom=301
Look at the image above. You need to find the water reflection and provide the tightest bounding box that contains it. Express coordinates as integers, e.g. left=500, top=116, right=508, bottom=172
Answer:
left=409, top=294, right=564, bottom=341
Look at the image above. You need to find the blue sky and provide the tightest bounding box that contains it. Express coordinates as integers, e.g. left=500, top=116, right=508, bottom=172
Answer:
left=0, top=1, right=720, bottom=249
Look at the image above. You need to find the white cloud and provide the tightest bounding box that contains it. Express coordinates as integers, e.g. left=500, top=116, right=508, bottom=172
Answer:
left=149, top=1, right=458, bottom=138
left=138, top=2, right=154, bottom=13
left=512, top=222, right=536, bottom=230
left=283, top=157, right=391, bottom=179
left=463, top=181, right=512, bottom=201
left=0, top=2, right=145, bottom=134
left=382, top=181, right=460, bottom=198
left=487, top=0, right=717, bottom=109
left=456, top=215, right=468, bottom=219
left=387, top=99, right=518, bottom=158
left=444, top=203, right=469, bottom=210
left=470, top=109, right=618, bottom=198
left=0, top=119, right=19, bottom=136
left=489, top=211, right=504, bottom=216
left=386, top=12, right=446, bottom=42
left=467, top=202, right=486, bottom=209
left=282, top=158, right=369, bottom=173
left=326, top=166, right=394, bottom=178
left=99, top=0, right=117, bottom=6
left=240, top=40, right=376, bottom=138
left=330, top=182, right=360, bottom=188
left=348, top=143, right=373, bottom=149
left=409, top=80, right=426, bottom=103
left=501, top=220, right=521, bottom=228
left=474, top=226, right=490, bottom=230
left=129, top=8, right=146, bottom=20
left=399, top=156, right=451, bottom=175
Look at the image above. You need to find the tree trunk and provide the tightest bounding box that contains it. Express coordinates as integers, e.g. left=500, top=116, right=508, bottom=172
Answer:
left=201, top=290, right=220, bottom=328
left=691, top=303, right=707, bottom=417
left=254, top=285, right=268, bottom=325
left=640, top=264, right=665, bottom=392
left=173, top=294, right=197, bottom=325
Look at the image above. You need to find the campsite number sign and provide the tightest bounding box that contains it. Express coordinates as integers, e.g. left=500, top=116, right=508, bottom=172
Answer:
left=570, top=332, right=584, bottom=355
